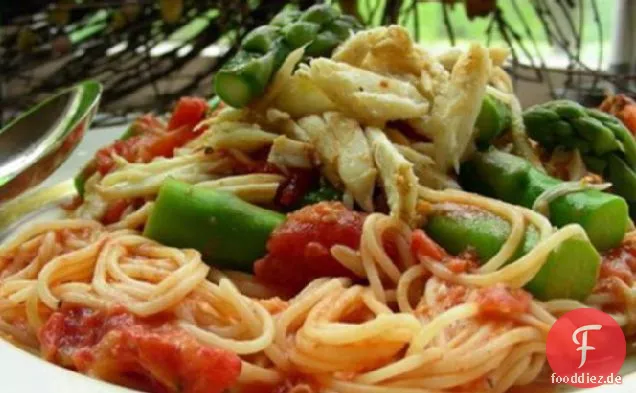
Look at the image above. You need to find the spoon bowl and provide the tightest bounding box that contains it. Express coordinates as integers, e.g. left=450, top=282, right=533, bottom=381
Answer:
left=0, top=81, right=102, bottom=202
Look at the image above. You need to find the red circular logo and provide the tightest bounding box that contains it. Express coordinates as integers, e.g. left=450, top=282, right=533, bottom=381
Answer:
left=546, top=308, right=626, bottom=388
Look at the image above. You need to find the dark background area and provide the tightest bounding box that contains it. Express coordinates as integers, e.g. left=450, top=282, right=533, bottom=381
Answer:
left=0, top=0, right=632, bottom=127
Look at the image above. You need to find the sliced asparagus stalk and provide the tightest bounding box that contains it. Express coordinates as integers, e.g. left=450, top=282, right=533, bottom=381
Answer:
left=460, top=149, right=628, bottom=251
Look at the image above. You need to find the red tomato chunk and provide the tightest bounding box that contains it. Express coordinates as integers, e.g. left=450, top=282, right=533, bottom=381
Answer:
left=410, top=229, right=446, bottom=261
left=39, top=305, right=241, bottom=393
left=94, top=97, right=208, bottom=176
left=255, top=202, right=366, bottom=294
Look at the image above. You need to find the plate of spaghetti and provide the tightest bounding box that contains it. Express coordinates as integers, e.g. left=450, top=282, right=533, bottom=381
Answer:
left=2, top=4, right=636, bottom=393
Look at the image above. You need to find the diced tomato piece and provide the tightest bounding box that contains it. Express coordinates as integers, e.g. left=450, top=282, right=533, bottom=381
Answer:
left=93, top=118, right=202, bottom=177
left=39, top=306, right=241, bottom=393
left=168, top=97, right=208, bottom=131
left=94, top=137, right=139, bottom=175
left=90, top=98, right=207, bottom=178
left=95, top=147, right=116, bottom=175
left=146, top=125, right=199, bottom=158
left=476, top=284, right=532, bottom=319
left=255, top=202, right=366, bottom=294
left=410, top=229, right=446, bottom=261
left=102, top=199, right=131, bottom=225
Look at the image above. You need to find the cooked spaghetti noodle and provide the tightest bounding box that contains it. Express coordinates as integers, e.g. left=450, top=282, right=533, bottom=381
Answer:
left=2, top=12, right=636, bottom=393
left=0, top=192, right=622, bottom=393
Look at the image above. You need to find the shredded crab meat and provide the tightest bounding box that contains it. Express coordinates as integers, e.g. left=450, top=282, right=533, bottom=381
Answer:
left=72, top=25, right=529, bottom=231
left=96, top=153, right=228, bottom=201
left=366, top=127, right=418, bottom=224
left=427, top=43, right=492, bottom=173
left=254, top=47, right=305, bottom=110
left=298, top=113, right=377, bottom=211
left=196, top=174, right=286, bottom=205
left=395, top=144, right=460, bottom=190
left=299, top=57, right=430, bottom=125
left=272, top=73, right=337, bottom=118
left=187, top=121, right=279, bottom=153
left=332, top=25, right=449, bottom=101
left=267, top=136, right=316, bottom=170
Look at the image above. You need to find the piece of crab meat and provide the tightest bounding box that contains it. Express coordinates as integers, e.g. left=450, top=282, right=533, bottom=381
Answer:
left=366, top=127, right=418, bottom=224
left=188, top=121, right=278, bottom=152
left=300, top=58, right=429, bottom=125
left=298, top=113, right=377, bottom=211
left=333, top=26, right=449, bottom=102
left=267, top=135, right=316, bottom=169
left=428, top=43, right=492, bottom=173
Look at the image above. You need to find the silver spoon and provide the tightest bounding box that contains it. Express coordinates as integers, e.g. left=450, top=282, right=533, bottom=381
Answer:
left=0, top=80, right=102, bottom=202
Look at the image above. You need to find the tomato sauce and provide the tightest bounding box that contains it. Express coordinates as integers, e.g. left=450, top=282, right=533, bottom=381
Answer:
left=87, top=97, right=208, bottom=178
left=39, top=305, right=241, bottom=393
left=594, top=239, right=636, bottom=307
left=410, top=229, right=447, bottom=261
left=254, top=202, right=366, bottom=295
left=599, top=94, right=636, bottom=136
left=410, top=229, right=479, bottom=273
left=599, top=241, right=636, bottom=286
left=476, top=284, right=532, bottom=320
left=101, top=197, right=147, bottom=226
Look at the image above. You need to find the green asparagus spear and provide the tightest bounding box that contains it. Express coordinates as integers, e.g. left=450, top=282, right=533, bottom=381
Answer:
left=242, top=25, right=281, bottom=54
left=300, top=4, right=340, bottom=25
left=270, top=9, right=302, bottom=27
left=475, top=94, right=512, bottom=147
left=144, top=178, right=285, bottom=271
left=327, top=18, right=355, bottom=40
left=426, top=204, right=538, bottom=261
left=524, top=100, right=636, bottom=218
left=305, top=31, right=341, bottom=57
left=338, top=14, right=364, bottom=30
left=425, top=204, right=600, bottom=301
left=589, top=109, right=636, bottom=167
left=281, top=21, right=320, bottom=49
left=607, top=155, right=636, bottom=201
left=214, top=5, right=362, bottom=108
left=528, top=236, right=600, bottom=301
left=459, top=149, right=628, bottom=251
left=214, top=49, right=278, bottom=108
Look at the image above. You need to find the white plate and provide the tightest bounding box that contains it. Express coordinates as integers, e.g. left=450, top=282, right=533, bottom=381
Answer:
left=0, top=126, right=635, bottom=393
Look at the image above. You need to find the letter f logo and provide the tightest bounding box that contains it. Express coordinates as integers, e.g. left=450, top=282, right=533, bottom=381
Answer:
left=572, top=324, right=602, bottom=368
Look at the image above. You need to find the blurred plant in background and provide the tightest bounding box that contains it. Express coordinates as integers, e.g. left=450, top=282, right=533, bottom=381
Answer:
left=0, top=0, right=631, bottom=127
